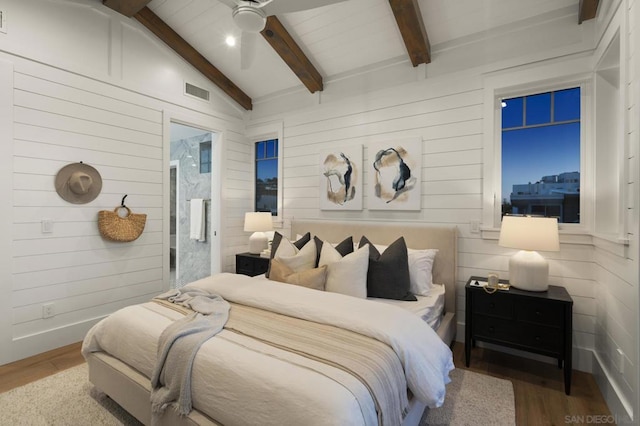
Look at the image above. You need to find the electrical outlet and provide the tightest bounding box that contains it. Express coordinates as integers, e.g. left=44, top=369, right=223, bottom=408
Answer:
left=41, top=219, right=53, bottom=234
left=42, top=303, right=55, bottom=319
left=470, top=220, right=480, bottom=233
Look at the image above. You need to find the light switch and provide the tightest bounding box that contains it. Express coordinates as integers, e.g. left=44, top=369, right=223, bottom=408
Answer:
left=41, top=219, right=53, bottom=234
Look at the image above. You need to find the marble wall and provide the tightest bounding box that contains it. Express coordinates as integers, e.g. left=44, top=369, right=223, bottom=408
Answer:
left=170, top=132, right=215, bottom=287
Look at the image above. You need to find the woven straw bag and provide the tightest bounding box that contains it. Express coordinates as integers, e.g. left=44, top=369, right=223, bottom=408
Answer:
left=98, top=206, right=147, bottom=242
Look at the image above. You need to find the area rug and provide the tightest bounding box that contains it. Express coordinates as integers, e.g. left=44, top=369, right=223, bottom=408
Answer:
left=0, top=364, right=514, bottom=425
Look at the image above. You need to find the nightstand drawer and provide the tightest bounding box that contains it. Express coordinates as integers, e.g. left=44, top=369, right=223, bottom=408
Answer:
left=516, top=300, right=564, bottom=327
left=472, top=315, right=517, bottom=342
left=519, top=323, right=563, bottom=354
left=237, top=256, right=255, bottom=272
left=472, top=293, right=514, bottom=320
left=235, top=253, right=270, bottom=277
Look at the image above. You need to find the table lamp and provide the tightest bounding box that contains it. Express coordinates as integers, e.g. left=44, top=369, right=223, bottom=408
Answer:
left=244, top=212, right=273, bottom=254
left=498, top=216, right=560, bottom=292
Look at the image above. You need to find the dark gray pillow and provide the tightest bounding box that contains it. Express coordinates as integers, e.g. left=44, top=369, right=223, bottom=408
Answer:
left=266, top=232, right=311, bottom=278
left=359, top=236, right=416, bottom=301
left=313, top=236, right=354, bottom=267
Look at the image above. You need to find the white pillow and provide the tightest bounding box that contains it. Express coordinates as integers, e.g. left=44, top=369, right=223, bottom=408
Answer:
left=357, top=242, right=438, bottom=296
left=319, top=243, right=369, bottom=298
left=407, top=248, right=438, bottom=295
left=274, top=237, right=317, bottom=272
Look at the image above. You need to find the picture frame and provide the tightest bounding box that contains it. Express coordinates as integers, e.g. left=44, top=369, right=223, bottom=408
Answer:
left=319, top=145, right=363, bottom=210
left=367, top=138, right=422, bottom=211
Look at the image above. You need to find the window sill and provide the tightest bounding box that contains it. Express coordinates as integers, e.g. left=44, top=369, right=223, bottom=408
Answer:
left=480, top=227, right=629, bottom=247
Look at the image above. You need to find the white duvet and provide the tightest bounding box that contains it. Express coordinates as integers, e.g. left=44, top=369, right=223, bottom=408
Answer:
left=83, top=273, right=454, bottom=425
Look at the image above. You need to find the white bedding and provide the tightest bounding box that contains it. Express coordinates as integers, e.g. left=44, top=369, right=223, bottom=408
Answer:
left=83, top=273, right=454, bottom=425
left=370, top=284, right=446, bottom=330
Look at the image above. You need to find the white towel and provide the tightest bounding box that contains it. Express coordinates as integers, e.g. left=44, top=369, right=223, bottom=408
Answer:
left=189, top=199, right=206, bottom=242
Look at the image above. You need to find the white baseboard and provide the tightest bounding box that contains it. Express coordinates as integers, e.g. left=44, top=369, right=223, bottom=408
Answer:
left=592, top=351, right=635, bottom=424
left=7, top=316, right=105, bottom=364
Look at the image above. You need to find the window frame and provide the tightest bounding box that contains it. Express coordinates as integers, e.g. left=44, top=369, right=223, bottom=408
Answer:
left=500, top=87, right=582, bottom=223
left=254, top=139, right=278, bottom=215
left=246, top=121, right=284, bottom=224
left=481, top=62, right=594, bottom=235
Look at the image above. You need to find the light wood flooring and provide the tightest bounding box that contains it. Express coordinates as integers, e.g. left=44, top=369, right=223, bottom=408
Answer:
left=0, top=341, right=612, bottom=425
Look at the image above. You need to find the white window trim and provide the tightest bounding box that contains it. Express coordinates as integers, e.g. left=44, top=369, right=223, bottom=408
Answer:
left=481, top=57, right=594, bottom=237
left=246, top=120, right=284, bottom=226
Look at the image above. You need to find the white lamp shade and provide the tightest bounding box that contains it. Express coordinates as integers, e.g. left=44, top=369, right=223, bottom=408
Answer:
left=498, top=216, right=559, bottom=292
left=244, top=212, right=273, bottom=232
left=498, top=216, right=559, bottom=252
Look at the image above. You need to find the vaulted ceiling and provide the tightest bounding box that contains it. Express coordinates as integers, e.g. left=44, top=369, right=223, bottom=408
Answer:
left=103, top=0, right=600, bottom=111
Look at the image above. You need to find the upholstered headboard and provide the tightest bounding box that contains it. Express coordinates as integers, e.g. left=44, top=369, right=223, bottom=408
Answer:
left=290, top=219, right=457, bottom=315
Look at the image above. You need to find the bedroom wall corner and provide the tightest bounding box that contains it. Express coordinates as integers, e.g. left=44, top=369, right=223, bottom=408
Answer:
left=590, top=0, right=640, bottom=422
left=0, top=58, right=14, bottom=365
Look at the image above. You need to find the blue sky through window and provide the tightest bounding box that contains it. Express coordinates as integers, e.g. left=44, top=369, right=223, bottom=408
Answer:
left=501, top=88, right=580, bottom=202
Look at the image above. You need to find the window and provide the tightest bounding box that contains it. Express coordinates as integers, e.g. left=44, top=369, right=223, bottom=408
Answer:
left=501, top=87, right=581, bottom=223
left=255, top=139, right=278, bottom=215
left=199, top=141, right=211, bottom=173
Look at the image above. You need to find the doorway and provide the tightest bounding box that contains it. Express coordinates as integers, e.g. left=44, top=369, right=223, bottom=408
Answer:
left=170, top=122, right=218, bottom=288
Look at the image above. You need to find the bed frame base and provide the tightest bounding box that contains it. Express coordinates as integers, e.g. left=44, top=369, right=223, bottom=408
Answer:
left=87, top=351, right=427, bottom=426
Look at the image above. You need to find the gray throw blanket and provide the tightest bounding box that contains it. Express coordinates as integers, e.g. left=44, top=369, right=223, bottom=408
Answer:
left=150, top=287, right=230, bottom=420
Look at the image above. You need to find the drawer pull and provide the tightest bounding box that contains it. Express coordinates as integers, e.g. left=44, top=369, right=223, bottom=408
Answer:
left=489, top=303, right=495, bottom=309
left=488, top=326, right=495, bottom=333
left=535, top=336, right=541, bottom=342
left=536, top=311, right=542, bottom=316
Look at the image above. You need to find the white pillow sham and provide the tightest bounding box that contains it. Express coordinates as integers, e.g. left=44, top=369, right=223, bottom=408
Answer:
left=356, top=242, right=438, bottom=296
left=274, top=237, right=317, bottom=273
left=318, top=242, right=370, bottom=299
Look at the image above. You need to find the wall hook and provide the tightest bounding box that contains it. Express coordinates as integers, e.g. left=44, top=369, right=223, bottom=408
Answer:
left=121, top=194, right=128, bottom=207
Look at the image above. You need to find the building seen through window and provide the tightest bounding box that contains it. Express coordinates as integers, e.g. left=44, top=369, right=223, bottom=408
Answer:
left=502, top=87, right=581, bottom=223
left=255, top=139, right=278, bottom=215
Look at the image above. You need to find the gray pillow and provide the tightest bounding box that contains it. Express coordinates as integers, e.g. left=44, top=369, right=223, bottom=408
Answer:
left=359, top=236, right=416, bottom=301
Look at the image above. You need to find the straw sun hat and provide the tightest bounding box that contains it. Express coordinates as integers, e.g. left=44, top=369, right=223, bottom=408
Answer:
left=55, top=162, right=102, bottom=204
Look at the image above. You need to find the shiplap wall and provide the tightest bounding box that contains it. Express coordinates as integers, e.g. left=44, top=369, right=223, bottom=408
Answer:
left=0, top=0, right=248, bottom=364
left=248, top=0, right=637, bottom=419
left=592, top=0, right=639, bottom=419
left=261, top=70, right=597, bottom=371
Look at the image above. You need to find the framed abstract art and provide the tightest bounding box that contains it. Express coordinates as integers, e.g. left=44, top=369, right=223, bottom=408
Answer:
left=367, top=138, right=422, bottom=211
left=319, top=145, right=363, bottom=210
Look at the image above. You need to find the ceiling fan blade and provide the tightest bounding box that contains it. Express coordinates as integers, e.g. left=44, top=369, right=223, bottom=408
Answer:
left=240, top=31, right=258, bottom=70
left=262, top=0, right=349, bottom=16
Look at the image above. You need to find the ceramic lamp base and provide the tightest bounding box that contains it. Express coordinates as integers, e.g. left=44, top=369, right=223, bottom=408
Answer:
left=508, top=250, right=549, bottom=292
left=248, top=232, right=267, bottom=254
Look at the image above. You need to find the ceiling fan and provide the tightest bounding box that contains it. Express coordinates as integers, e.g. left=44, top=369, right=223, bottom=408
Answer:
left=218, top=0, right=349, bottom=69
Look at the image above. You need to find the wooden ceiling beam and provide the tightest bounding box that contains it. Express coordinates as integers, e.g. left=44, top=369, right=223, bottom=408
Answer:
left=388, top=0, right=431, bottom=66
left=103, top=0, right=151, bottom=18
left=261, top=16, right=323, bottom=93
left=133, top=7, right=252, bottom=110
left=578, top=0, right=600, bottom=24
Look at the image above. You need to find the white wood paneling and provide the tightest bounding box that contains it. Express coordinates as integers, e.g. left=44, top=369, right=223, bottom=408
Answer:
left=0, top=0, right=247, bottom=364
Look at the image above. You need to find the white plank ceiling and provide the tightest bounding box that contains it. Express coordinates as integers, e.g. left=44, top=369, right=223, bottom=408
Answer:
left=145, top=0, right=580, bottom=100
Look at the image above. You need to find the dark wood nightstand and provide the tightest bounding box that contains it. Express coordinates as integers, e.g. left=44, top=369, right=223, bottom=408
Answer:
left=235, top=252, right=270, bottom=277
left=465, top=276, right=574, bottom=394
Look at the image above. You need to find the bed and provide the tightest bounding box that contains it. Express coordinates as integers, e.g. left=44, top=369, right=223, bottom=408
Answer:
left=82, top=219, right=458, bottom=426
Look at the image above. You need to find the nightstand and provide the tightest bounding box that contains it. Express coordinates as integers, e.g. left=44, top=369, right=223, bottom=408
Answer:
left=465, top=276, right=574, bottom=394
left=235, top=252, right=270, bottom=277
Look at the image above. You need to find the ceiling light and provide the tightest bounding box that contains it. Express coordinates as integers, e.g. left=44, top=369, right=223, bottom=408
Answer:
left=225, top=35, right=236, bottom=47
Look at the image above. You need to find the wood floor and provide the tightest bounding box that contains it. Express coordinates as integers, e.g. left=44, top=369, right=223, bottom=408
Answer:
left=0, top=341, right=612, bottom=425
